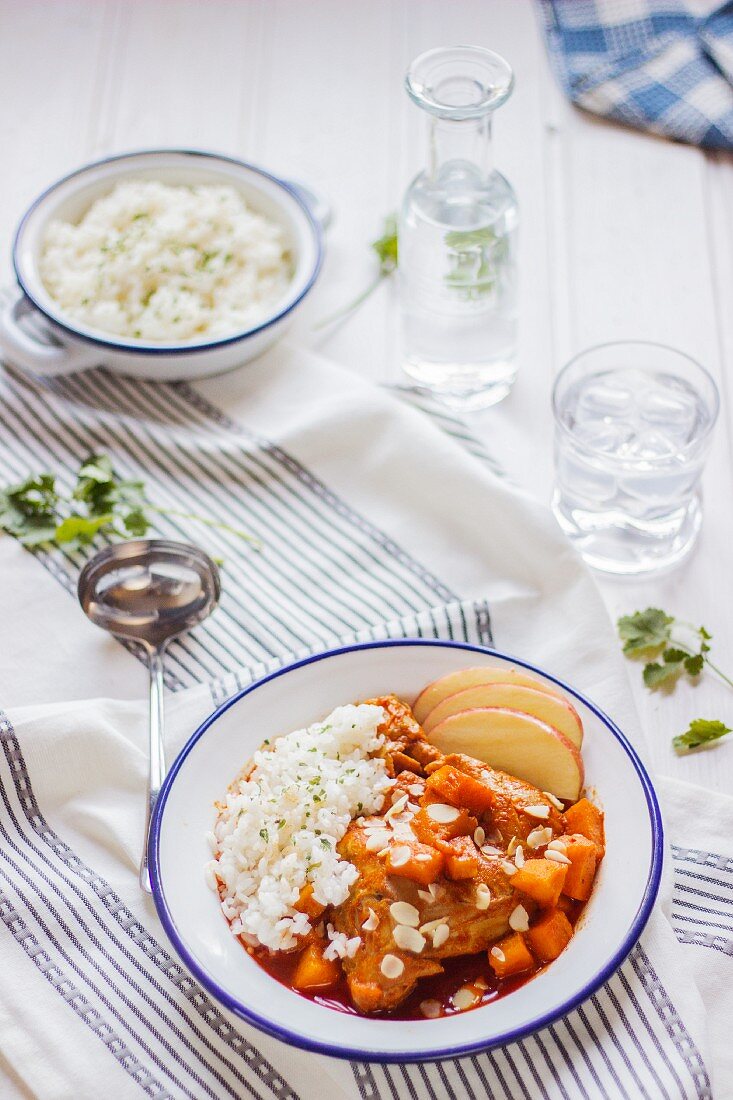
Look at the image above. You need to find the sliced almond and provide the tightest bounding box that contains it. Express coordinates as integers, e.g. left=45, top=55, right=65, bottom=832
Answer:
left=501, top=860, right=518, bottom=877
left=420, top=916, right=448, bottom=934
left=506, top=836, right=519, bottom=856
left=389, top=901, right=420, bottom=927
left=365, top=830, right=391, bottom=852
left=509, top=904, right=530, bottom=932
left=381, top=954, right=404, bottom=980
left=475, top=884, right=492, bottom=910
left=432, top=923, right=450, bottom=949
left=426, top=803, right=460, bottom=824
left=473, top=826, right=486, bottom=847
left=451, top=987, right=479, bottom=1011
left=547, top=839, right=567, bottom=853
left=490, top=946, right=505, bottom=962
left=524, top=804, right=550, bottom=820
left=361, top=908, right=379, bottom=932
left=394, top=925, right=426, bottom=953
left=385, top=793, right=408, bottom=820
left=481, top=844, right=502, bottom=857
left=389, top=845, right=411, bottom=867
left=420, top=999, right=441, bottom=1019
left=417, top=889, right=434, bottom=903
left=526, top=826, right=554, bottom=849
left=408, top=784, right=424, bottom=797
left=545, top=849, right=572, bottom=865
left=543, top=791, right=565, bottom=811
left=514, top=845, right=525, bottom=869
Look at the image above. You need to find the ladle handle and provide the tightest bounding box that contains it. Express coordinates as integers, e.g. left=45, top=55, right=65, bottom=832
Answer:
left=140, top=646, right=167, bottom=893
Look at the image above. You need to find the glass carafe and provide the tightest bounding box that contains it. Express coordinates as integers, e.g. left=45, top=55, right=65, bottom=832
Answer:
left=399, top=46, right=518, bottom=409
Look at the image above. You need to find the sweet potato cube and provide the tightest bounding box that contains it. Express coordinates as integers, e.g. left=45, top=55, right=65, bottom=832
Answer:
left=444, top=835, right=479, bottom=880
left=511, top=858, right=567, bottom=908
left=488, top=932, right=535, bottom=979
left=413, top=803, right=477, bottom=850
left=425, top=765, right=494, bottom=814
left=292, top=944, right=340, bottom=991
left=526, top=909, right=573, bottom=963
left=564, top=799, right=605, bottom=858
left=561, top=834, right=598, bottom=900
left=386, top=840, right=444, bottom=885
left=295, top=883, right=326, bottom=920
left=556, top=893, right=576, bottom=916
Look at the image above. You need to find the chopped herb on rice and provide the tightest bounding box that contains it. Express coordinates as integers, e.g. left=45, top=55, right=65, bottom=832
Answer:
left=208, top=703, right=392, bottom=953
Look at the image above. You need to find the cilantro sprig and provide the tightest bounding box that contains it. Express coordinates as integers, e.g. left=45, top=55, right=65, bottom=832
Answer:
left=673, top=720, right=732, bottom=754
left=617, top=608, right=733, bottom=754
left=313, top=215, right=398, bottom=330
left=0, top=454, right=260, bottom=553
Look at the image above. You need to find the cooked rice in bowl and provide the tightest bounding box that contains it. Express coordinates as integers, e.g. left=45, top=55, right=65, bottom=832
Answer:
left=39, top=179, right=293, bottom=342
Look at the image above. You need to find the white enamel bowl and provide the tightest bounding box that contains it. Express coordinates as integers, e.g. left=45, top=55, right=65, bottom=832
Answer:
left=150, top=640, right=662, bottom=1062
left=0, top=149, right=325, bottom=381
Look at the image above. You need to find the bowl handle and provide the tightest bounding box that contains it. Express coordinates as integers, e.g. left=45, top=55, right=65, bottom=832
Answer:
left=0, top=288, right=100, bottom=377
left=284, top=180, right=333, bottom=231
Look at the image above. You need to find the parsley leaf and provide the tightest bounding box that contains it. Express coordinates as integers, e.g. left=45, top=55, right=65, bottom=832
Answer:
left=0, top=454, right=258, bottom=555
left=684, top=654, right=704, bottom=677
left=372, top=215, right=398, bottom=275
left=617, top=608, right=673, bottom=657
left=673, top=720, right=732, bottom=753
left=0, top=474, right=60, bottom=546
left=618, top=607, right=733, bottom=753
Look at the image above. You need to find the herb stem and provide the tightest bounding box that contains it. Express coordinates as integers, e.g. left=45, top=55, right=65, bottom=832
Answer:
left=146, top=504, right=262, bottom=548
left=312, top=270, right=387, bottom=331
left=703, top=657, right=733, bottom=692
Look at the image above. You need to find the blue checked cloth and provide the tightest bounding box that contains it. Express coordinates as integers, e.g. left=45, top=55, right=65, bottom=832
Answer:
left=538, top=0, right=733, bottom=148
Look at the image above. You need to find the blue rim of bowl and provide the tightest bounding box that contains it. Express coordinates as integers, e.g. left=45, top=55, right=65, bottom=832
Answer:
left=11, top=148, right=324, bottom=356
left=149, top=638, right=664, bottom=1063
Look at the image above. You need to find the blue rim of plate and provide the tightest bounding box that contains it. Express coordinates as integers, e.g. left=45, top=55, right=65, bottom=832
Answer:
left=149, top=638, right=664, bottom=1063
left=12, top=148, right=324, bottom=355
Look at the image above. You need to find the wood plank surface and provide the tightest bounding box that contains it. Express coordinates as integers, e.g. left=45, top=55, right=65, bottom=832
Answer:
left=0, top=0, right=731, bottom=792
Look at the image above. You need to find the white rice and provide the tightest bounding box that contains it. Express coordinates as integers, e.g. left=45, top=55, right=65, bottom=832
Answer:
left=39, top=180, right=293, bottom=342
left=209, top=703, right=393, bottom=953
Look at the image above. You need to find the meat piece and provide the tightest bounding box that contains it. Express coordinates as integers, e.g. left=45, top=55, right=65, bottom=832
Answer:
left=324, top=699, right=566, bottom=1013
left=431, top=753, right=565, bottom=843
left=365, top=695, right=443, bottom=774
left=333, top=819, right=515, bottom=1012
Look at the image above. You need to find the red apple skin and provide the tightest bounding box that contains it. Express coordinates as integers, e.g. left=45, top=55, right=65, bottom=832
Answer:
left=427, top=706, right=584, bottom=802
left=413, top=666, right=565, bottom=725
left=422, top=683, right=583, bottom=747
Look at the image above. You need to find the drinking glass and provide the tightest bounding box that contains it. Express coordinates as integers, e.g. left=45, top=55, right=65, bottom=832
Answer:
left=552, top=342, right=719, bottom=575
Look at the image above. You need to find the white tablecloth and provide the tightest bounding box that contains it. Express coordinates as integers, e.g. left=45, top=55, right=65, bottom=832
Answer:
left=0, top=344, right=728, bottom=1099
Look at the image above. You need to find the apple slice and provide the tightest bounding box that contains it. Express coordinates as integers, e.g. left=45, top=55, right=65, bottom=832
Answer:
left=413, top=666, right=564, bottom=725
left=427, top=707, right=583, bottom=802
left=422, top=683, right=583, bottom=747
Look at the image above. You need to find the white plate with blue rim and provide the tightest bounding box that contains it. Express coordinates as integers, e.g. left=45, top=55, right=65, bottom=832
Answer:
left=149, top=639, right=662, bottom=1062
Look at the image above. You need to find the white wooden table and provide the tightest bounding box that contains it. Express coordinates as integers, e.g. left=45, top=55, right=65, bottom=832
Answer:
left=1, top=0, right=731, bottom=795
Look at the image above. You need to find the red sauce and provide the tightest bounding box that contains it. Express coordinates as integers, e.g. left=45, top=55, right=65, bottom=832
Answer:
left=249, top=897, right=584, bottom=1020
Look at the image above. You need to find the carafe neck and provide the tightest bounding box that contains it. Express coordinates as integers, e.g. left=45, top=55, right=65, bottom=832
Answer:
left=428, top=115, right=493, bottom=183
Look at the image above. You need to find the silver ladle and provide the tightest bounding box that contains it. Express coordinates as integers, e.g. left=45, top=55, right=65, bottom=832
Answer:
left=78, top=539, right=221, bottom=892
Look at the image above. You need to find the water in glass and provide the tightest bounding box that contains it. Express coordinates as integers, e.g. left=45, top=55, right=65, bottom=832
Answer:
left=553, top=347, right=718, bottom=575
left=400, top=47, right=519, bottom=409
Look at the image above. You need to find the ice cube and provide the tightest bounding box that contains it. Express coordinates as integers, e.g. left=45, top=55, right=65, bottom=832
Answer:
left=622, top=429, right=677, bottom=460
left=573, top=419, right=634, bottom=454
left=638, top=387, right=698, bottom=439
left=576, top=379, right=633, bottom=420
